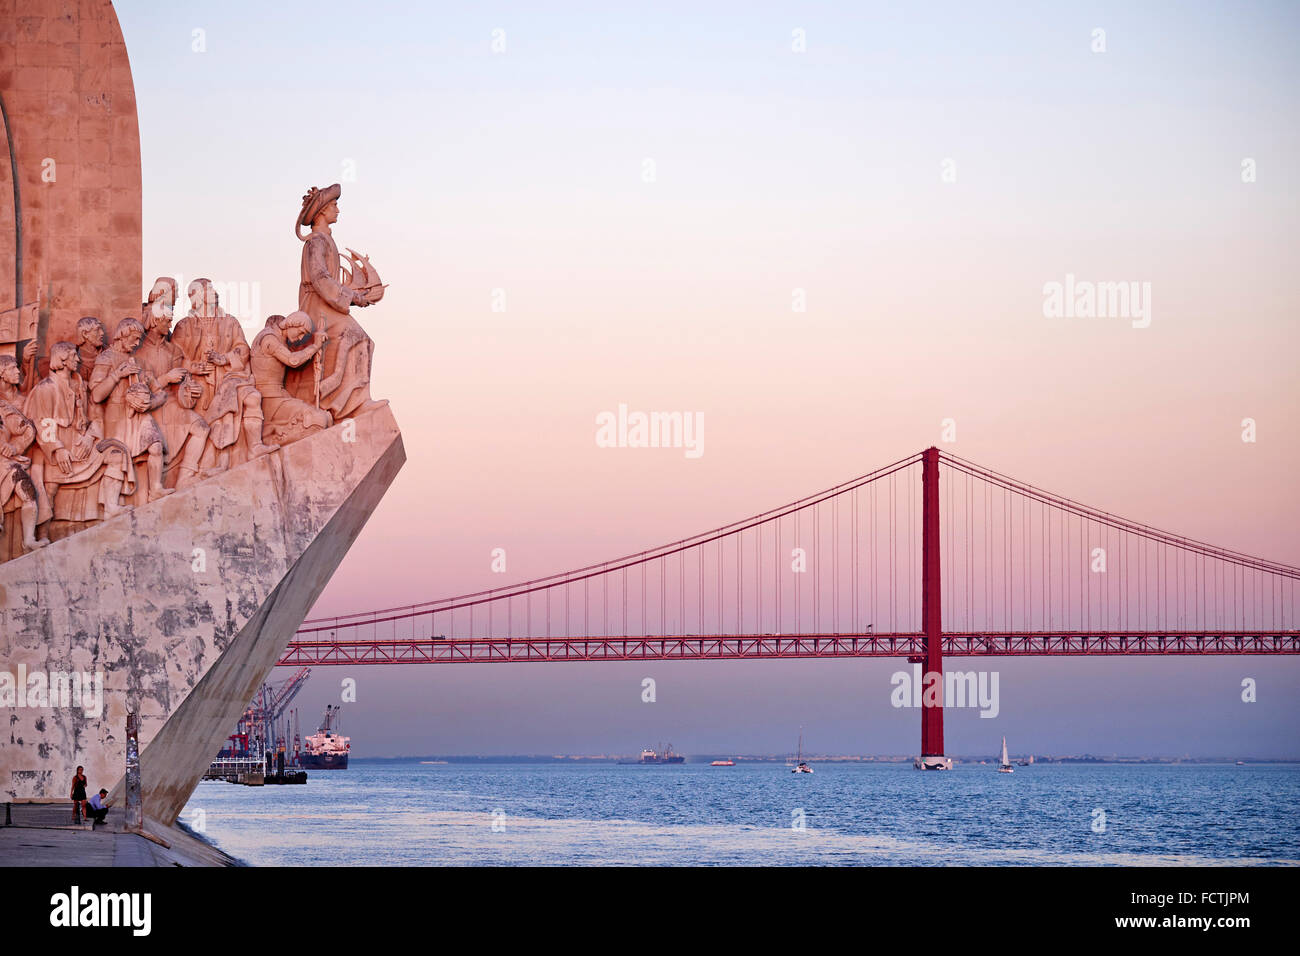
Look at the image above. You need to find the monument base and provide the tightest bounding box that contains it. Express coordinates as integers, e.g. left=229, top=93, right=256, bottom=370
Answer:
left=1, top=404, right=404, bottom=825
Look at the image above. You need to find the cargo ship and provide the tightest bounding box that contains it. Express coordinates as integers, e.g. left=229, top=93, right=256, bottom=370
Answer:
left=619, top=743, right=685, bottom=764
left=300, top=705, right=350, bottom=770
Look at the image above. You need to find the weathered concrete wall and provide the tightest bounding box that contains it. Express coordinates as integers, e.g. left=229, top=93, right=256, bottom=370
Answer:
left=0, top=403, right=403, bottom=824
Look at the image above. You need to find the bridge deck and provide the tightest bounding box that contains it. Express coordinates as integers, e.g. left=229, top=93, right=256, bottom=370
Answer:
left=278, top=631, right=1300, bottom=665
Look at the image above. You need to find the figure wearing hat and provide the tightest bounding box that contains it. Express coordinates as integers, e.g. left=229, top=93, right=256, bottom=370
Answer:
left=289, top=183, right=384, bottom=421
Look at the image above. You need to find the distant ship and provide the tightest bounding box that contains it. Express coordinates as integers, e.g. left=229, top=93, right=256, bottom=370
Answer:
left=300, top=705, right=350, bottom=770
left=620, top=743, right=685, bottom=764
left=711, top=759, right=735, bottom=766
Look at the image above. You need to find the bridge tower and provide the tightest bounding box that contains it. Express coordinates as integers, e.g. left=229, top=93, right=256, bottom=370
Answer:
left=916, top=446, right=951, bottom=769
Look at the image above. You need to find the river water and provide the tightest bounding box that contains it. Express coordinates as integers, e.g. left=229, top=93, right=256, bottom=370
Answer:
left=182, top=761, right=1300, bottom=866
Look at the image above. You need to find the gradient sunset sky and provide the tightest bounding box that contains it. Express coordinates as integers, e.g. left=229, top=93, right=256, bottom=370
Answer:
left=115, top=1, right=1299, bottom=756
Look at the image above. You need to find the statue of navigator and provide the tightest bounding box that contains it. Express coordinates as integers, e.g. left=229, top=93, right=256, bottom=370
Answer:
left=288, top=183, right=387, bottom=420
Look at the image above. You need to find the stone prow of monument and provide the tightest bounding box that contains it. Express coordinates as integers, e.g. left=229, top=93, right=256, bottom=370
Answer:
left=0, top=404, right=404, bottom=825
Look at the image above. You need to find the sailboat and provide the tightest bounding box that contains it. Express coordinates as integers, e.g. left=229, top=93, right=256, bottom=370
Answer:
left=997, top=736, right=1014, bottom=773
left=791, top=731, right=814, bottom=773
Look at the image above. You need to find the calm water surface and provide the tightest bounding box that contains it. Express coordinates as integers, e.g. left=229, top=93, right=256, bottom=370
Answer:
left=181, top=762, right=1300, bottom=866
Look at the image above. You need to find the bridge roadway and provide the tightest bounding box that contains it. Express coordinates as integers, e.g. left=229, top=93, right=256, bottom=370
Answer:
left=278, top=630, right=1300, bottom=665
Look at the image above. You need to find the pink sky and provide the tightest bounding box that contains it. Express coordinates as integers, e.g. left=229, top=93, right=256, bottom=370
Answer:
left=113, top=1, right=1300, bottom=754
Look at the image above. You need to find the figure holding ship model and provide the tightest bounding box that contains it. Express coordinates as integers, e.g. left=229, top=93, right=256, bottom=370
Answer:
left=291, top=183, right=387, bottom=421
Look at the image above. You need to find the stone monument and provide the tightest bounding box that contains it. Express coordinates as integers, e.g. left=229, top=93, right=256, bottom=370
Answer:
left=0, top=2, right=406, bottom=830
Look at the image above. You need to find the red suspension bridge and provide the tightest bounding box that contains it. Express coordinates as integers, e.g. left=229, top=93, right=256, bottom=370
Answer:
left=279, top=448, right=1300, bottom=765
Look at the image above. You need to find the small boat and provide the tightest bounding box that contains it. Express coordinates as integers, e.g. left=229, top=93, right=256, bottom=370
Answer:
left=998, top=736, right=1014, bottom=773
left=791, top=731, right=814, bottom=773
left=710, top=759, right=735, bottom=766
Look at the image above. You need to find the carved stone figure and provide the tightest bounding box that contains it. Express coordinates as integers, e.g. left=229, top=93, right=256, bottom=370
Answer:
left=0, top=355, right=47, bottom=552
left=137, top=287, right=219, bottom=490
left=89, top=318, right=174, bottom=503
left=290, top=183, right=385, bottom=420
left=171, top=278, right=278, bottom=468
left=26, top=316, right=109, bottom=410
left=136, top=281, right=186, bottom=382
left=250, top=312, right=331, bottom=445
left=146, top=276, right=178, bottom=311
left=0, top=180, right=398, bottom=564
left=74, top=316, right=108, bottom=385
left=24, top=341, right=132, bottom=523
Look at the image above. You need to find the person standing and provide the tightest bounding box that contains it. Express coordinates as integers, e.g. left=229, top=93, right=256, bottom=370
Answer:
left=70, top=766, right=88, bottom=823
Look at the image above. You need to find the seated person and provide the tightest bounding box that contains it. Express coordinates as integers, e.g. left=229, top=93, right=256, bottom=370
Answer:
left=87, top=788, right=110, bottom=825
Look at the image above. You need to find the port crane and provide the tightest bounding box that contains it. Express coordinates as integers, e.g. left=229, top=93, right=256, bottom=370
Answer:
left=223, top=667, right=312, bottom=762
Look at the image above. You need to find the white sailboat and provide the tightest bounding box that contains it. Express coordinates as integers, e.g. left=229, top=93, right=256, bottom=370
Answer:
left=997, top=735, right=1014, bottom=773
left=791, top=731, right=814, bottom=773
